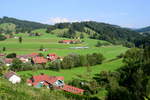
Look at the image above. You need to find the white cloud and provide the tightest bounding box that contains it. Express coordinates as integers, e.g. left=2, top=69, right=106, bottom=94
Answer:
left=50, top=17, right=70, bottom=24
left=43, top=17, right=91, bottom=24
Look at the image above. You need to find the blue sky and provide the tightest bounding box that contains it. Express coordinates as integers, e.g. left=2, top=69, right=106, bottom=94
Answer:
left=0, top=0, right=150, bottom=28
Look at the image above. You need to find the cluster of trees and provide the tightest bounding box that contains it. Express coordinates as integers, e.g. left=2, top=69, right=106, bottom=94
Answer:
left=134, top=33, right=150, bottom=48
left=0, top=23, right=16, bottom=34
left=3, top=52, right=104, bottom=72
left=0, top=34, right=6, bottom=41
left=95, top=41, right=110, bottom=47
left=49, top=53, right=104, bottom=71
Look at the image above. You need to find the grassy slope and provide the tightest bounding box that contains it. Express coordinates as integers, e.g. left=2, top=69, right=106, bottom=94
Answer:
left=0, top=29, right=127, bottom=60
left=18, top=59, right=123, bottom=81
left=0, top=78, right=68, bottom=100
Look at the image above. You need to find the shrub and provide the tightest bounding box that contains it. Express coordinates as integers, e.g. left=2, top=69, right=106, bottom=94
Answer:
left=6, top=53, right=16, bottom=58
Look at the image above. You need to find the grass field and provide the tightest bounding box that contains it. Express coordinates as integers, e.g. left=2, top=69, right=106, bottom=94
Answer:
left=18, top=59, right=123, bottom=81
left=0, top=29, right=128, bottom=81
left=0, top=29, right=128, bottom=60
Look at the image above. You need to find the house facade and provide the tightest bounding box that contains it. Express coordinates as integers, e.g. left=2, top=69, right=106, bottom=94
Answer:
left=32, top=57, right=48, bottom=64
left=27, top=74, right=84, bottom=94
left=4, top=71, right=21, bottom=84
left=59, top=40, right=80, bottom=44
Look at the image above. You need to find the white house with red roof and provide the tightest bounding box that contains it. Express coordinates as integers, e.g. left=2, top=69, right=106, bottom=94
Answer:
left=47, top=53, right=59, bottom=61
left=4, top=58, right=13, bottom=66
left=4, top=71, right=21, bottom=84
left=27, top=74, right=84, bottom=94
left=17, top=55, right=29, bottom=63
left=59, top=40, right=80, bottom=44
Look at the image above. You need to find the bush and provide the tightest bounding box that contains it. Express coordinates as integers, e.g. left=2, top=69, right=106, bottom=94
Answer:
left=6, top=53, right=16, bottom=58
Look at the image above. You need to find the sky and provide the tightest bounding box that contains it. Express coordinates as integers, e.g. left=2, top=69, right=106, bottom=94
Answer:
left=0, top=0, right=150, bottom=28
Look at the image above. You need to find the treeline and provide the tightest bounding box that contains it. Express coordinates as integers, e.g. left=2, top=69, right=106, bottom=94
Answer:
left=0, top=16, right=49, bottom=33
left=134, top=33, right=150, bottom=48
left=46, top=21, right=142, bottom=47
left=49, top=53, right=104, bottom=71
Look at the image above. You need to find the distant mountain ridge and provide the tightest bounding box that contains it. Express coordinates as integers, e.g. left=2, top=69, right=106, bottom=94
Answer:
left=0, top=16, right=49, bottom=32
left=135, top=26, right=150, bottom=32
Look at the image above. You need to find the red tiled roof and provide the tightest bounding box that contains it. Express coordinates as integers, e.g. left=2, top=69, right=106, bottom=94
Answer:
left=0, top=54, right=5, bottom=56
left=60, top=85, right=84, bottom=94
left=4, top=71, right=16, bottom=79
left=17, top=55, right=29, bottom=59
left=4, top=58, right=13, bottom=64
left=28, top=53, right=39, bottom=58
left=47, top=53, right=58, bottom=61
left=31, top=53, right=39, bottom=56
left=27, top=75, right=64, bottom=86
left=48, top=53, right=57, bottom=57
left=27, top=74, right=84, bottom=94
left=32, top=57, right=47, bottom=64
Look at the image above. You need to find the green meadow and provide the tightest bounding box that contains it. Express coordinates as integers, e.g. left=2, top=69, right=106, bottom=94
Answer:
left=0, top=29, right=127, bottom=60
left=18, top=59, right=123, bottom=81
left=0, top=29, right=128, bottom=81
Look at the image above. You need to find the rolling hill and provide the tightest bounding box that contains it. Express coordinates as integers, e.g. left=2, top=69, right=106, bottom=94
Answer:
left=0, top=16, right=49, bottom=32
left=135, top=26, right=150, bottom=32
left=46, top=21, right=142, bottom=45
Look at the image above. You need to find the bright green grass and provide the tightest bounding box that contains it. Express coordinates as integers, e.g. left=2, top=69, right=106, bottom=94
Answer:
left=0, top=32, right=127, bottom=60
left=18, top=59, right=123, bottom=81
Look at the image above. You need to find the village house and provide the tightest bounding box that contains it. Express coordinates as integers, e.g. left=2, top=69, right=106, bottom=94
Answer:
left=0, top=53, right=5, bottom=57
left=27, top=74, right=84, bottom=94
left=47, top=53, right=58, bottom=61
left=4, top=71, right=21, bottom=84
left=4, top=58, right=13, bottom=66
left=32, top=56, right=47, bottom=64
left=58, top=40, right=80, bottom=44
left=17, top=55, right=29, bottom=63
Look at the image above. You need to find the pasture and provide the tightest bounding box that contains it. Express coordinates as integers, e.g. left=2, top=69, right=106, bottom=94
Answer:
left=0, top=29, right=128, bottom=81
left=0, top=29, right=127, bottom=60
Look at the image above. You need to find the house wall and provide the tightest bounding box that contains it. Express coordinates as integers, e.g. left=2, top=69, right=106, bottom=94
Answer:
left=9, top=75, right=21, bottom=84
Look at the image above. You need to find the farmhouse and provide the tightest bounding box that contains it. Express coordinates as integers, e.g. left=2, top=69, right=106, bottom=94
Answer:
left=58, top=40, right=80, bottom=44
left=27, top=74, right=84, bottom=94
left=17, top=55, right=29, bottom=63
left=4, top=58, right=13, bottom=66
left=47, top=53, right=58, bottom=61
left=0, top=53, right=5, bottom=57
left=4, top=71, right=21, bottom=84
left=32, top=57, right=47, bottom=64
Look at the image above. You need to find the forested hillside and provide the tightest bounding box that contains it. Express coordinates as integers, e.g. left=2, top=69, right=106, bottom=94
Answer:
left=0, top=17, right=148, bottom=47
left=0, top=17, right=49, bottom=33
left=135, top=26, right=150, bottom=32
left=46, top=21, right=141, bottom=46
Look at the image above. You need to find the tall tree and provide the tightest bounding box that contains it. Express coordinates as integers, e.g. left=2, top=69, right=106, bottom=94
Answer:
left=19, top=36, right=22, bottom=43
